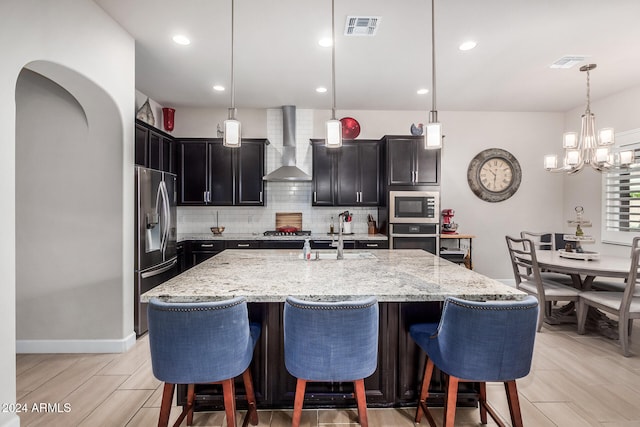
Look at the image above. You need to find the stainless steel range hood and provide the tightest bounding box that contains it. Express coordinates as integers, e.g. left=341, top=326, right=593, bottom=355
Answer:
left=263, top=105, right=312, bottom=181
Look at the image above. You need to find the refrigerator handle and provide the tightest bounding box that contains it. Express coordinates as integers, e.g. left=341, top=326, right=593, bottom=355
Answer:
left=141, top=258, right=177, bottom=279
left=159, top=180, right=170, bottom=256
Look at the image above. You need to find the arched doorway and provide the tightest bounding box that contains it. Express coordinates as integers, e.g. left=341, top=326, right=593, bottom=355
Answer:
left=15, top=62, right=133, bottom=353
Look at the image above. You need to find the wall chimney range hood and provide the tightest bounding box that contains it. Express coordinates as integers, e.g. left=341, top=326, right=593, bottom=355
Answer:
left=263, top=105, right=312, bottom=181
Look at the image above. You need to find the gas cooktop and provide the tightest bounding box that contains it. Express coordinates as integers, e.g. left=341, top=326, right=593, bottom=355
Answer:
left=263, top=230, right=311, bottom=237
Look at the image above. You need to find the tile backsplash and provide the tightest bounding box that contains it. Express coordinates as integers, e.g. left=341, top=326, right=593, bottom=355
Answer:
left=177, top=108, right=379, bottom=235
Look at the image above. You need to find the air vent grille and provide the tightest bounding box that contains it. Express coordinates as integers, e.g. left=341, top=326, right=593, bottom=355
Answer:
left=344, top=16, right=381, bottom=36
left=550, top=55, right=588, bottom=69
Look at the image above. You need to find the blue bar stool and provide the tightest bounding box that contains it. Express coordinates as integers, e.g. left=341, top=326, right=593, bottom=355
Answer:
left=409, top=296, right=538, bottom=427
left=148, top=297, right=261, bottom=427
left=284, top=296, right=379, bottom=427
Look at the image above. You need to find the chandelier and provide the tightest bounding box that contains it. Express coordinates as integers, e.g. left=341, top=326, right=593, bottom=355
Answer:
left=544, top=64, right=634, bottom=174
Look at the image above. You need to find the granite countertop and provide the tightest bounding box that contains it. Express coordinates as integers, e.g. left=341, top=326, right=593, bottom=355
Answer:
left=142, top=249, right=524, bottom=303
left=177, top=232, right=388, bottom=242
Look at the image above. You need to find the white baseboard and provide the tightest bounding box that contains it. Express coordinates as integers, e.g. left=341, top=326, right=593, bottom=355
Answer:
left=0, top=413, right=20, bottom=427
left=16, top=332, right=136, bottom=354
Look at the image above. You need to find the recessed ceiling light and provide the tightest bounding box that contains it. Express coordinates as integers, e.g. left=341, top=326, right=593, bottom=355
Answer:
left=318, top=38, right=333, bottom=47
left=173, top=34, right=191, bottom=46
left=213, top=85, right=225, bottom=92
left=316, top=87, right=328, bottom=93
left=459, top=41, right=477, bottom=51
left=417, top=88, right=429, bottom=95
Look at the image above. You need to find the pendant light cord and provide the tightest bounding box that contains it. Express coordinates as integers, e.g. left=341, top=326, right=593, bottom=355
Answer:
left=230, top=0, right=236, bottom=116
left=430, top=0, right=437, bottom=121
left=331, top=0, right=337, bottom=121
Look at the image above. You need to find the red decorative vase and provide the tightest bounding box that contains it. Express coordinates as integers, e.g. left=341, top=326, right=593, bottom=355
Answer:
left=162, top=107, right=175, bottom=132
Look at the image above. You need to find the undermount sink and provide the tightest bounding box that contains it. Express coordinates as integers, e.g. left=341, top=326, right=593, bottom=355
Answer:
left=299, top=252, right=377, bottom=260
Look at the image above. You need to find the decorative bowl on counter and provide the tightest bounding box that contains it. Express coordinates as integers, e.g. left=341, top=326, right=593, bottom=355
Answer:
left=210, top=226, right=225, bottom=235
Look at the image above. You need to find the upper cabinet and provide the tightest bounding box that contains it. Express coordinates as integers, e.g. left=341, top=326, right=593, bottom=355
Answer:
left=385, top=135, right=440, bottom=186
left=176, top=138, right=266, bottom=206
left=135, top=119, right=175, bottom=174
left=311, top=139, right=382, bottom=206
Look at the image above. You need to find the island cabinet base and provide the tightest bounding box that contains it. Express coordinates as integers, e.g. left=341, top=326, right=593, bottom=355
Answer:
left=177, top=301, right=479, bottom=410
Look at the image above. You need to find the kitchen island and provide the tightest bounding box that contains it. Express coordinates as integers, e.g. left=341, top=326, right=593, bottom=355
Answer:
left=142, top=249, right=525, bottom=410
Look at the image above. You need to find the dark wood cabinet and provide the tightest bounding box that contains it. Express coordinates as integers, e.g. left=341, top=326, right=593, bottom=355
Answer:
left=356, top=240, right=389, bottom=249
left=312, top=139, right=382, bottom=206
left=188, top=241, right=225, bottom=267
left=176, top=138, right=266, bottom=206
left=385, top=135, right=439, bottom=186
left=311, top=143, right=334, bottom=206
left=135, top=120, right=175, bottom=173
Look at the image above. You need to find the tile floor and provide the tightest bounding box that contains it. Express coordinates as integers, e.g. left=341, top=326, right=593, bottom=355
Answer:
left=15, top=316, right=640, bottom=426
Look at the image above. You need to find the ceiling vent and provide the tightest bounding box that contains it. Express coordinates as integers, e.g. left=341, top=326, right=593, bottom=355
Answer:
left=344, top=16, right=381, bottom=36
left=550, top=55, right=589, bottom=69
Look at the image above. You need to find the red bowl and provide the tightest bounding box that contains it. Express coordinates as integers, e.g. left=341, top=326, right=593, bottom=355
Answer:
left=340, top=117, right=361, bottom=139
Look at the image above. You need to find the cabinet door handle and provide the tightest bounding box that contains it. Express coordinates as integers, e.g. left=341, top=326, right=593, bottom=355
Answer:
left=259, top=191, right=263, bottom=203
left=237, top=243, right=250, bottom=247
left=313, top=191, right=317, bottom=203
left=200, top=244, right=214, bottom=248
left=203, top=191, right=207, bottom=202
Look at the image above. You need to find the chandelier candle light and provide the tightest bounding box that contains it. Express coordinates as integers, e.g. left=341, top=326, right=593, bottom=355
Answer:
left=223, top=0, right=241, bottom=147
left=544, top=64, right=634, bottom=173
left=325, top=0, right=342, bottom=148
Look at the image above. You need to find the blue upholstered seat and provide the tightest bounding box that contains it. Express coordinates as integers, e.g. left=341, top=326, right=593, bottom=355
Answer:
left=148, top=297, right=260, bottom=427
left=409, top=296, right=538, bottom=427
left=284, top=296, right=379, bottom=427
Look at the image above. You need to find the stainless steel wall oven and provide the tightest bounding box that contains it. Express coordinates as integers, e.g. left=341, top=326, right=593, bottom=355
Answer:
left=388, top=190, right=440, bottom=254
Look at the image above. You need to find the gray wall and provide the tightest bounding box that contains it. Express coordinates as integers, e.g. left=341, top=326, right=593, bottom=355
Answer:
left=16, top=69, right=124, bottom=340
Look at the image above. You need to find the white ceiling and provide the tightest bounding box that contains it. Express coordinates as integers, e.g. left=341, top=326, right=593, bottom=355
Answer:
left=95, top=0, right=640, bottom=113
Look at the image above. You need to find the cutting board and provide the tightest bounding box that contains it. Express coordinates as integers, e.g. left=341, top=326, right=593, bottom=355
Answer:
left=276, top=212, right=302, bottom=230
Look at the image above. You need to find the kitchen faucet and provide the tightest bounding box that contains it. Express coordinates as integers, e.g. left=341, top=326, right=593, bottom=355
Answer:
left=332, top=211, right=348, bottom=260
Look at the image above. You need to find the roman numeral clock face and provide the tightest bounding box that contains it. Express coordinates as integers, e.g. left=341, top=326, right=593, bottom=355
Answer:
left=467, top=148, right=522, bottom=202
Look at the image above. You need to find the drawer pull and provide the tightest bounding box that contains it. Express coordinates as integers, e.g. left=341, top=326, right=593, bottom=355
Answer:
left=237, top=244, right=250, bottom=247
left=200, top=244, right=214, bottom=248
left=366, top=243, right=379, bottom=247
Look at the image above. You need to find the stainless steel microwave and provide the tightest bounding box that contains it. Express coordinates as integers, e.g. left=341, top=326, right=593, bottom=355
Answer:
left=389, top=190, right=439, bottom=223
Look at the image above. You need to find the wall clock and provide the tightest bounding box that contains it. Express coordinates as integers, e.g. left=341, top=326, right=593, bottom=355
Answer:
left=467, top=148, right=522, bottom=202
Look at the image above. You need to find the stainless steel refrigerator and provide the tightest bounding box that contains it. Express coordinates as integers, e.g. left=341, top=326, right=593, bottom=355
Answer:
left=134, top=166, right=178, bottom=336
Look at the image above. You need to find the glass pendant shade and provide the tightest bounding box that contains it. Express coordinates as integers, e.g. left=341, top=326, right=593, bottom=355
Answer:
left=544, top=155, right=558, bottom=170
left=425, top=122, right=442, bottom=149
left=563, top=132, right=578, bottom=149
left=325, top=118, right=342, bottom=148
left=223, top=118, right=241, bottom=147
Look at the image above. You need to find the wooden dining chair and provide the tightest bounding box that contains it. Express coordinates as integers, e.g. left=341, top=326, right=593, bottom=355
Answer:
left=506, top=235, right=581, bottom=331
left=591, top=237, right=640, bottom=293
left=520, top=231, right=574, bottom=286
left=578, top=245, right=640, bottom=356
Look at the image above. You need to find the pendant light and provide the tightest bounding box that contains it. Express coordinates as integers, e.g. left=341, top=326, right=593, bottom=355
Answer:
left=425, top=0, right=442, bottom=150
left=223, top=0, right=241, bottom=147
left=325, top=0, right=342, bottom=148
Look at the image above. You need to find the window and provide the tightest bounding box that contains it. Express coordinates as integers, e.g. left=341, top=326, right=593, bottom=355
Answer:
left=601, top=129, right=640, bottom=245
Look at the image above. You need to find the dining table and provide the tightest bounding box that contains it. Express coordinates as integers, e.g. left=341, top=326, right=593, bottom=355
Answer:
left=535, top=250, right=631, bottom=338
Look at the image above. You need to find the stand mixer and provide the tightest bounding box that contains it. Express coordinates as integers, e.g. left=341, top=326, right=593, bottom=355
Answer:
left=442, top=209, right=458, bottom=234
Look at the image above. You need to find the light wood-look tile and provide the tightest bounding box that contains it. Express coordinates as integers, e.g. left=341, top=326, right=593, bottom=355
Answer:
left=14, top=320, right=640, bottom=426
left=77, top=389, right=154, bottom=427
